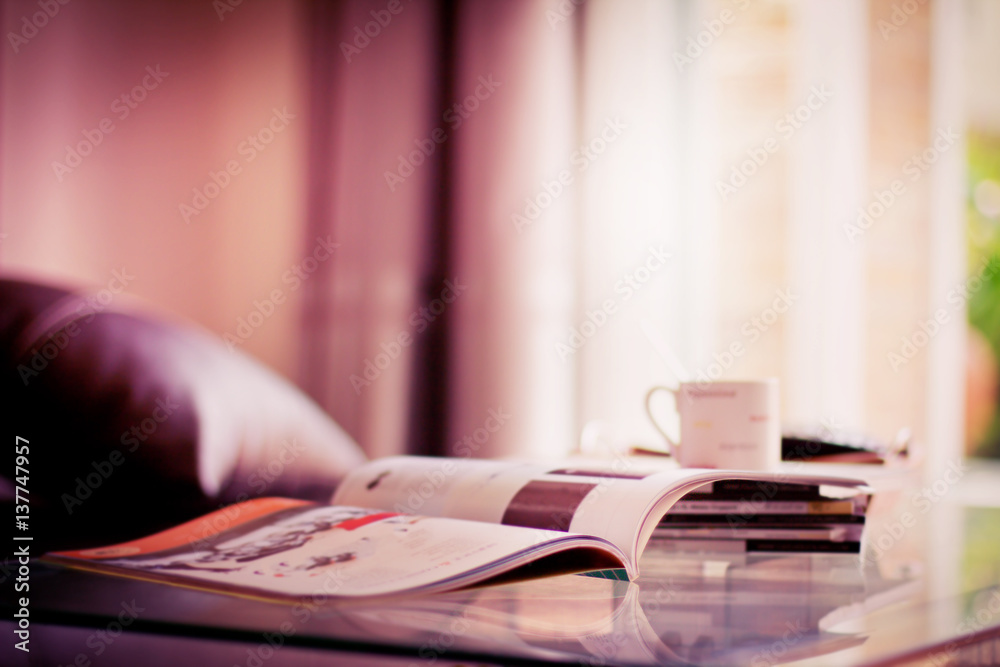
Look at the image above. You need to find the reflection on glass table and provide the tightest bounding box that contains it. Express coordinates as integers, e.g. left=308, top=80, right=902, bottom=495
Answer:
left=6, top=503, right=1000, bottom=666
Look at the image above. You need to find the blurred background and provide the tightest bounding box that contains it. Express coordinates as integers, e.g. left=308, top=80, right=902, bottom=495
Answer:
left=2, top=0, right=999, bottom=467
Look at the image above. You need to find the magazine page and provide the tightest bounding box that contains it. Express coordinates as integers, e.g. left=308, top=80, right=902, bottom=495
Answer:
left=46, top=498, right=626, bottom=599
left=333, top=457, right=871, bottom=576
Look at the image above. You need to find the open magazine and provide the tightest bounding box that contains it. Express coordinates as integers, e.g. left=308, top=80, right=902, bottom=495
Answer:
left=44, top=456, right=870, bottom=600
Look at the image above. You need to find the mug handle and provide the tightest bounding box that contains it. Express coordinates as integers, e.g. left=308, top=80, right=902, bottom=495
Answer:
left=644, top=385, right=681, bottom=459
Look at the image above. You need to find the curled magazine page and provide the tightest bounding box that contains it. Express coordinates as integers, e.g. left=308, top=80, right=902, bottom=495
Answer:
left=335, top=457, right=690, bottom=576
left=563, top=466, right=871, bottom=567
left=47, top=500, right=626, bottom=599
left=333, top=456, right=550, bottom=524
left=334, top=457, right=871, bottom=579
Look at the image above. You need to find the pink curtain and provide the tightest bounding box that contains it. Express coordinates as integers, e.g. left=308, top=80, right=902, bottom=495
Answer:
left=1, top=0, right=313, bottom=383
left=305, top=0, right=579, bottom=460
left=2, top=0, right=581, bottom=460
left=446, top=1, right=578, bottom=459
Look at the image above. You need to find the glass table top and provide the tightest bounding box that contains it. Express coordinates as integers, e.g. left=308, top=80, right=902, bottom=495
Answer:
left=4, top=478, right=999, bottom=666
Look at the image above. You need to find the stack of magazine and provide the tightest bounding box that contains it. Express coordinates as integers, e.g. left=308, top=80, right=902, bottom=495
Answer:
left=45, top=456, right=873, bottom=600
left=653, top=479, right=869, bottom=554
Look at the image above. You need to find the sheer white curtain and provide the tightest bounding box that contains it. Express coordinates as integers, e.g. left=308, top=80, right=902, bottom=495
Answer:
left=577, top=0, right=697, bottom=451
left=574, top=0, right=966, bottom=464
left=447, top=0, right=578, bottom=460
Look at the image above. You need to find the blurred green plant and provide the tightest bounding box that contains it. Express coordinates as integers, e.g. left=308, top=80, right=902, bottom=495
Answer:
left=962, top=507, right=1000, bottom=592
left=966, top=130, right=1000, bottom=457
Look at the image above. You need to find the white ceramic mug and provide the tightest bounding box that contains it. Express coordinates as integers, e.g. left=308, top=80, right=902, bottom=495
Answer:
left=644, top=379, right=780, bottom=470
